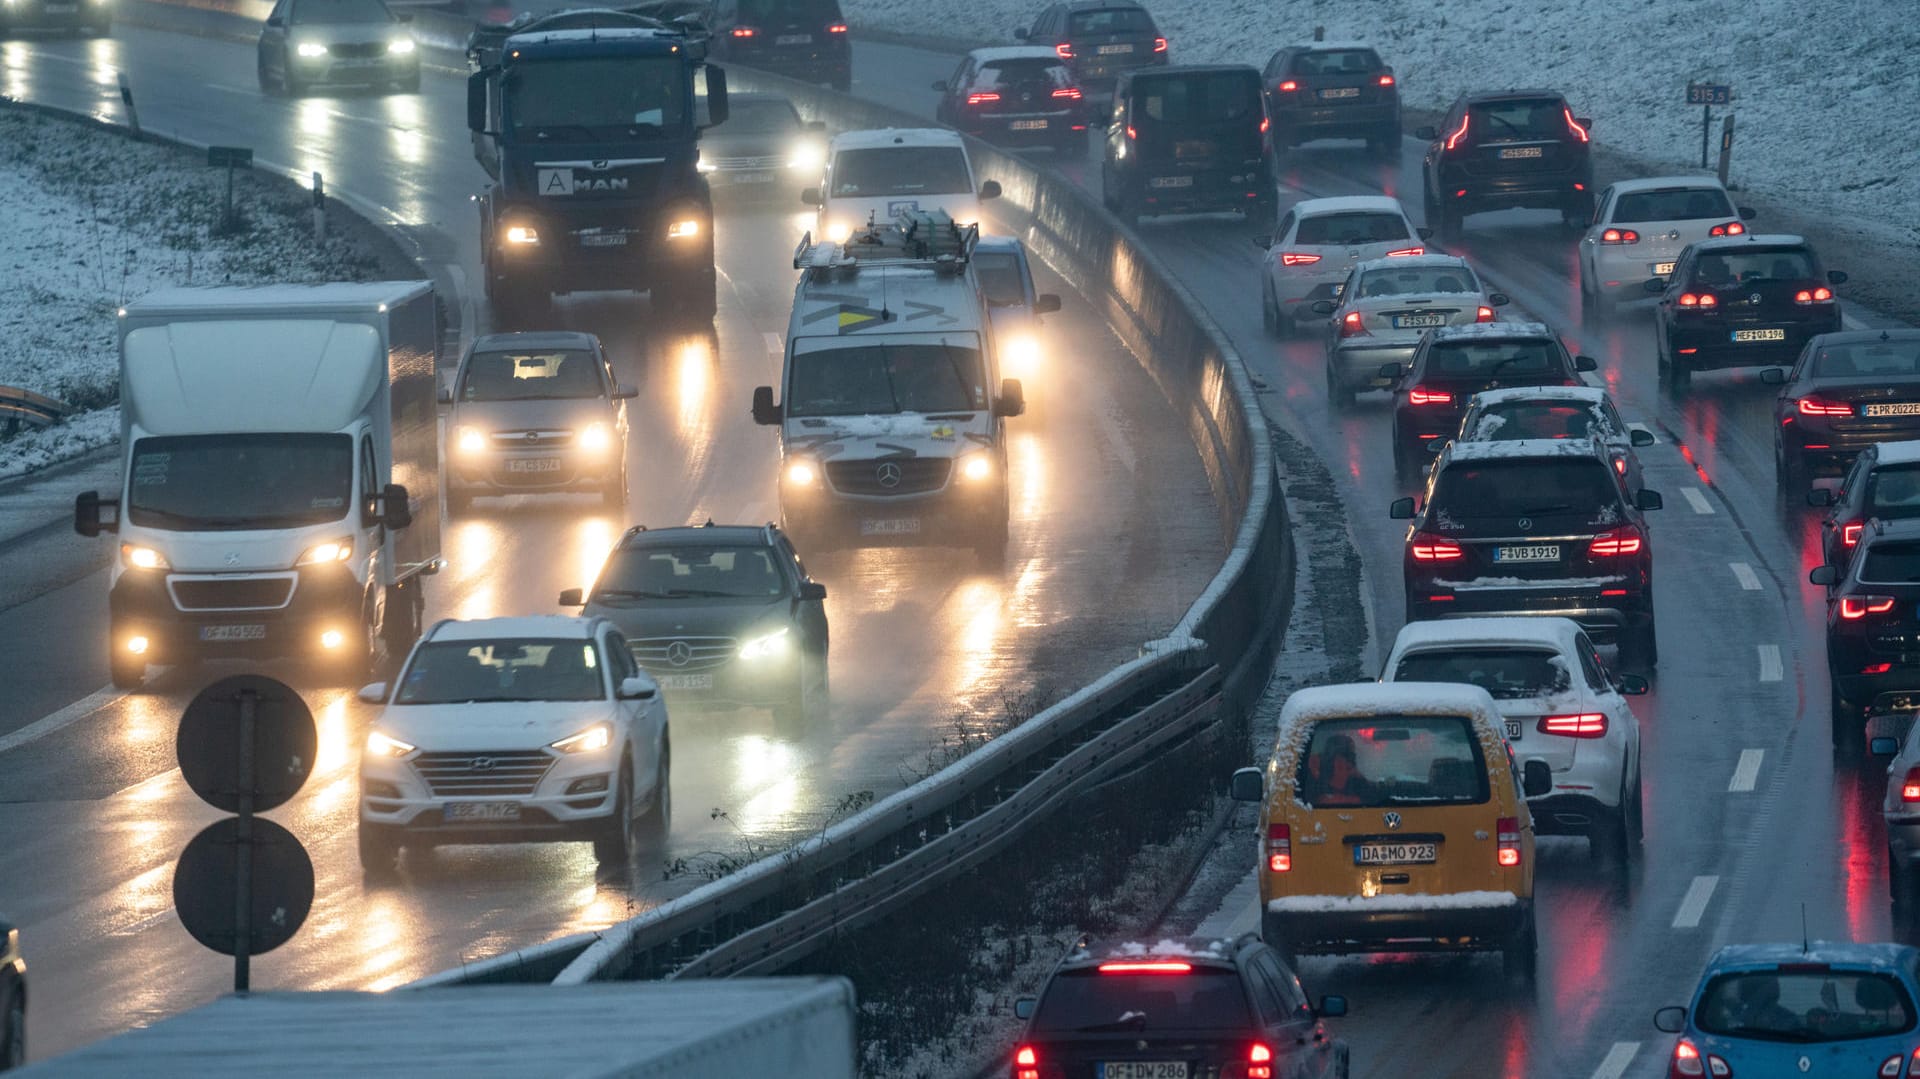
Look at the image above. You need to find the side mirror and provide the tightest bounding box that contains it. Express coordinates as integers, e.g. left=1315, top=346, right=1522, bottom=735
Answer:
left=1377, top=361, right=1403, bottom=380
left=613, top=384, right=639, bottom=400
left=1034, top=293, right=1062, bottom=315
left=702, top=65, right=730, bottom=127
left=1871, top=735, right=1902, bottom=757
left=265, top=13, right=283, bottom=26
left=1635, top=489, right=1663, bottom=511
left=1806, top=488, right=1835, bottom=507
left=1413, top=125, right=1437, bottom=141
left=618, top=675, right=657, bottom=700
left=1251, top=233, right=1273, bottom=250
left=1310, top=300, right=1335, bottom=315
left=1229, top=766, right=1264, bottom=803
left=356, top=682, right=389, bottom=704
left=558, top=587, right=585, bottom=606
left=1616, top=674, right=1650, bottom=696
left=1630, top=428, right=1655, bottom=447
left=1426, top=439, right=1447, bottom=455
left=73, top=490, right=120, bottom=537
left=1809, top=565, right=1839, bottom=586
left=752, top=386, right=783, bottom=426
left=931, top=80, right=948, bottom=92
left=381, top=482, right=413, bottom=530
left=1738, top=206, right=1757, bottom=220
left=1389, top=496, right=1416, bottom=520
left=1828, top=269, right=1849, bottom=285
left=995, top=377, right=1026, bottom=418
left=436, top=386, right=453, bottom=406
left=801, top=187, right=823, bottom=207
left=1574, top=354, right=1599, bottom=372
left=1489, top=293, right=1511, bottom=307
left=1521, top=758, right=1552, bottom=797
left=466, top=71, right=488, bottom=134
left=798, top=581, right=827, bottom=601
left=979, top=179, right=1003, bottom=200
left=1013, top=997, right=1037, bottom=1019
left=1758, top=367, right=1787, bottom=385
left=1416, top=226, right=1434, bottom=241
left=1643, top=278, right=1667, bottom=294
left=1316, top=995, right=1348, bottom=1018
left=1654, top=1006, right=1687, bottom=1034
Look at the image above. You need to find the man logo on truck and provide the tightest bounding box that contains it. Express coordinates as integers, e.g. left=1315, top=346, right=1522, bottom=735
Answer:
left=537, top=169, right=631, bottom=196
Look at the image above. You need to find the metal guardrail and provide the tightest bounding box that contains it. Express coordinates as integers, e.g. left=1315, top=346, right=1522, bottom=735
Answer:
left=0, top=385, right=75, bottom=438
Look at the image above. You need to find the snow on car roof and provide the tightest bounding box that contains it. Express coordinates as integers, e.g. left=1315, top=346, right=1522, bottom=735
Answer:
left=967, top=45, right=1066, bottom=63
left=1088, top=938, right=1235, bottom=962
left=1468, top=385, right=1608, bottom=407
left=1709, top=942, right=1918, bottom=974
left=1873, top=440, right=1920, bottom=467
left=429, top=615, right=598, bottom=642
left=1610, top=175, right=1728, bottom=195
left=1389, top=616, right=1586, bottom=657
left=1351, top=253, right=1471, bottom=273
left=1278, top=682, right=1500, bottom=725
left=1429, top=320, right=1553, bottom=341
left=1291, top=195, right=1405, bottom=217
left=506, top=26, right=678, bottom=45
left=1690, top=232, right=1810, bottom=252
left=830, top=127, right=965, bottom=150
left=1445, top=437, right=1601, bottom=462
left=1286, top=40, right=1378, bottom=51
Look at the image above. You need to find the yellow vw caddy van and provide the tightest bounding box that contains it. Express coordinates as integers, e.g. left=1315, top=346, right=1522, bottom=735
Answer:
left=1230, top=682, right=1550, bottom=977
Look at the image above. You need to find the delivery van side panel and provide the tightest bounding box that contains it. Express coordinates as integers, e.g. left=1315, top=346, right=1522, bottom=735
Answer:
left=385, top=289, right=440, bottom=584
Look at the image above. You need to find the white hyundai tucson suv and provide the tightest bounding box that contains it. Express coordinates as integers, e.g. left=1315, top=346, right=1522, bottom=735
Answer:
left=1382, top=616, right=1645, bottom=861
left=356, top=615, right=670, bottom=874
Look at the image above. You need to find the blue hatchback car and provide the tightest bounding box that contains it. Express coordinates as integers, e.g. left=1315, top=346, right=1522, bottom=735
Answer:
left=1655, top=942, right=1920, bottom=1077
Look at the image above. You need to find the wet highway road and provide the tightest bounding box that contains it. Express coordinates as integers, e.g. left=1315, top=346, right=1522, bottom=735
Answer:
left=0, top=30, right=1221, bottom=1058
left=837, top=38, right=1916, bottom=1079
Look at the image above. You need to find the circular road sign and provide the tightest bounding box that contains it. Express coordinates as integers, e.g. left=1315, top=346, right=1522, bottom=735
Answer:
left=173, top=816, right=315, bottom=958
left=176, top=674, right=317, bottom=814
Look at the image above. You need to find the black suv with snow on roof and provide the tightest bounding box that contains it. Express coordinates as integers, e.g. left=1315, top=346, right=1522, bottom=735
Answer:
left=1417, top=89, right=1593, bottom=239
left=1393, top=438, right=1664, bottom=668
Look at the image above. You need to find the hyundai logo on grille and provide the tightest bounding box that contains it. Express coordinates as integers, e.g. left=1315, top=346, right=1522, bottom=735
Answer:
left=223, top=552, right=241, bottom=566
left=666, top=641, right=693, bottom=667
left=876, top=462, right=903, bottom=489
left=524, top=432, right=541, bottom=443
left=469, top=756, right=497, bottom=772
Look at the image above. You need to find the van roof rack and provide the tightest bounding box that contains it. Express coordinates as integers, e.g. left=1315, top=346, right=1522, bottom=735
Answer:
left=792, top=208, right=977, bottom=278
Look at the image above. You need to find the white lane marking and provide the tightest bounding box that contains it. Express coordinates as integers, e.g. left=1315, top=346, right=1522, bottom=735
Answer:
left=763, top=331, right=783, bottom=354
left=1673, top=875, right=1720, bottom=928
left=0, top=685, right=120, bottom=755
left=1682, top=487, right=1714, bottom=514
left=1730, top=561, right=1762, bottom=590
left=1729, top=749, right=1764, bottom=792
left=1590, top=1041, right=1640, bottom=1079
left=1758, top=644, right=1783, bottom=682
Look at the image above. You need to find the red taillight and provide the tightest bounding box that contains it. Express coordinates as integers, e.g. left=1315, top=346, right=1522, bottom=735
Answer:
left=1868, top=662, right=1896, bottom=676
left=1796, top=287, right=1834, bottom=304
left=1280, top=252, right=1321, bottom=266
left=1098, top=961, right=1193, bottom=974
left=1408, top=387, right=1453, bottom=405
left=1708, top=221, right=1746, bottom=237
left=1411, top=532, right=1463, bottom=561
left=1678, top=292, right=1718, bottom=308
left=1260, top=116, right=1270, bottom=134
left=1797, top=397, right=1854, bottom=417
left=1015, top=1044, right=1039, bottom=1079
left=1564, top=107, right=1589, bottom=142
left=1277, top=79, right=1298, bottom=92
left=1051, top=86, right=1082, bottom=100
left=1475, top=305, right=1496, bottom=322
left=826, top=21, right=847, bottom=32
left=1844, top=522, right=1864, bottom=548
left=1600, top=228, right=1640, bottom=245
left=1496, top=816, right=1521, bottom=867
left=1248, top=1042, right=1274, bottom=1079
left=1377, top=74, right=1395, bottom=86
left=1589, top=528, right=1643, bottom=556
left=1339, top=311, right=1369, bottom=338
left=1614, top=456, right=1628, bottom=475
left=1539, top=713, right=1608, bottom=738
left=1153, top=35, right=1167, bottom=52
left=1266, top=822, right=1292, bottom=872
left=1385, top=246, right=1426, bottom=257
left=1877, top=1050, right=1920, bottom=1077
left=1125, top=125, right=1136, bottom=141
left=1054, top=42, right=1073, bottom=59
left=1444, top=113, right=1470, bottom=151
left=1840, top=595, right=1897, bottom=620
left=967, top=92, right=1001, bottom=105
left=730, top=25, right=756, bottom=37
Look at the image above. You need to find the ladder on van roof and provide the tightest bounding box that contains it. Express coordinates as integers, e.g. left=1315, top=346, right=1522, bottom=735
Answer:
left=792, top=209, right=978, bottom=277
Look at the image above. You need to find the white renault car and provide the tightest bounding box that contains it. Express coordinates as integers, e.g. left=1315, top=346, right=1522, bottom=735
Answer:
left=1381, top=616, right=1645, bottom=861
left=356, top=615, right=669, bottom=874
left=1258, top=194, right=1429, bottom=339
left=803, top=128, right=1002, bottom=244
left=1314, top=252, right=1507, bottom=407
left=1577, top=176, right=1756, bottom=319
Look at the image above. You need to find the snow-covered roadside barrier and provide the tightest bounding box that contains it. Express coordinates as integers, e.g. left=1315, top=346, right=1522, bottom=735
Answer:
left=0, top=105, right=417, bottom=481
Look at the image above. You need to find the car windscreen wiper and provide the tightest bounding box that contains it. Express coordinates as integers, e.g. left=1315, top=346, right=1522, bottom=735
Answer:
left=659, top=588, right=741, bottom=598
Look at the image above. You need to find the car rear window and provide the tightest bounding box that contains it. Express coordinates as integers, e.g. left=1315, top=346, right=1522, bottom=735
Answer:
left=1421, top=339, right=1563, bottom=382
left=739, top=0, right=842, bottom=20
left=975, top=59, right=1073, bottom=91
left=1861, top=540, right=1920, bottom=584
left=1032, top=967, right=1251, bottom=1033
left=1393, top=647, right=1570, bottom=699
left=1812, top=340, right=1920, bottom=379
left=972, top=251, right=1027, bottom=307
left=829, top=145, right=972, bottom=197
left=1134, top=72, right=1261, bottom=127
left=1470, top=400, right=1608, bottom=442
left=1355, top=265, right=1476, bottom=297
left=1295, top=715, right=1489, bottom=808
left=1294, top=212, right=1410, bottom=246
left=1611, top=187, right=1734, bottom=223
left=1868, top=466, right=1920, bottom=518
left=1431, top=459, right=1622, bottom=519
left=1067, top=7, right=1155, bottom=34
left=1467, top=98, right=1570, bottom=141
left=1689, top=248, right=1817, bottom=286
left=1694, top=969, right=1916, bottom=1041
left=1289, top=49, right=1381, bottom=76
left=595, top=544, right=788, bottom=600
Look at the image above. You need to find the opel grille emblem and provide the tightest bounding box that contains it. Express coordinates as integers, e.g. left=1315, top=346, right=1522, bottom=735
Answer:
left=1383, top=811, right=1403, bottom=830
left=1518, top=517, right=1533, bottom=531
left=666, top=640, right=693, bottom=667
left=1749, top=292, right=1762, bottom=305
left=223, top=552, right=241, bottom=566
left=876, top=462, right=903, bottom=489
left=469, top=756, right=497, bottom=772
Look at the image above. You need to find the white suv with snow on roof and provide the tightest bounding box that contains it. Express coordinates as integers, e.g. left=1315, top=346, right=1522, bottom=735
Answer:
left=801, top=128, right=1001, bottom=244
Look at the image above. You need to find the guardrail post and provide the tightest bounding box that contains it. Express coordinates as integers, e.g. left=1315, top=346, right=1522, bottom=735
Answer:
left=311, top=172, right=326, bottom=242
left=1715, top=114, right=1735, bottom=188
left=116, top=73, right=140, bottom=135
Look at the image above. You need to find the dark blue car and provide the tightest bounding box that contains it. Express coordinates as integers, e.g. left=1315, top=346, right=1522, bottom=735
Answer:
left=1655, top=942, right=1920, bottom=1077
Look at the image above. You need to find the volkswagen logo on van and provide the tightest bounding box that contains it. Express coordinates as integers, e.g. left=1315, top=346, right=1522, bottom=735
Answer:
left=1383, top=811, right=1403, bottom=830
left=876, top=462, right=903, bottom=489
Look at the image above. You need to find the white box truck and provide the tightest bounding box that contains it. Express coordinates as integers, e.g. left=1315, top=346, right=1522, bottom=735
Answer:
left=74, top=282, right=441, bottom=689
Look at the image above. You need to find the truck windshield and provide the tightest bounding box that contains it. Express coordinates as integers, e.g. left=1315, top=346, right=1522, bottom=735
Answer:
left=788, top=340, right=986, bottom=417
left=507, top=57, right=688, bottom=137
left=829, top=146, right=972, bottom=198
left=128, top=434, right=352, bottom=531
left=396, top=638, right=606, bottom=704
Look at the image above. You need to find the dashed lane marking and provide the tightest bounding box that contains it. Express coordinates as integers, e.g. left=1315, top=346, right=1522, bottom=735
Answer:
left=763, top=332, right=783, bottom=354
left=1758, top=644, right=1782, bottom=682
left=1589, top=1041, right=1640, bottom=1079
left=1729, top=749, right=1764, bottom=792
left=1674, top=875, right=1720, bottom=928
left=1730, top=562, right=1762, bottom=590
left=1682, top=487, right=1714, bottom=514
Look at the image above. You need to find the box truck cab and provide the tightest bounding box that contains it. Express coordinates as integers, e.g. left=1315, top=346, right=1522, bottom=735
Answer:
left=74, top=282, right=442, bottom=689
left=751, top=211, right=1025, bottom=566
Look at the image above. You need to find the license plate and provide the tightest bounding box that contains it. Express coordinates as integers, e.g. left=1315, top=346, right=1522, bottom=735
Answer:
left=657, top=673, right=715, bottom=690
left=507, top=457, right=563, bottom=473
left=1504, top=718, right=1523, bottom=741
left=1100, top=1064, right=1188, bottom=1079
left=1319, top=87, right=1360, bottom=100
left=1499, top=146, right=1544, bottom=159
left=1494, top=544, right=1560, bottom=562
left=1392, top=313, right=1447, bottom=329
left=1732, top=328, right=1786, bottom=342
left=1097, top=43, right=1133, bottom=54
left=1865, top=403, right=1920, bottom=417
left=1355, top=841, right=1438, bottom=865
left=1010, top=119, right=1050, bottom=131
left=861, top=517, right=922, bottom=535
left=1653, top=261, right=1676, bottom=276
left=731, top=170, right=775, bottom=183
left=581, top=233, right=627, bottom=247
left=775, top=33, right=811, bottom=44
left=446, top=802, right=521, bottom=822
left=1148, top=175, right=1193, bottom=188
left=199, top=624, right=267, bottom=642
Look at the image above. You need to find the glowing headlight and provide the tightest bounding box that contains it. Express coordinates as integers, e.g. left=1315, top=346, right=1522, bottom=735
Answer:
left=297, top=538, right=354, bottom=566
left=504, top=225, right=539, bottom=245
left=667, top=217, right=702, bottom=239
left=784, top=460, right=818, bottom=487
left=787, top=144, right=823, bottom=171
left=1002, top=333, right=1040, bottom=378
left=696, top=153, right=716, bottom=173
left=825, top=221, right=852, bottom=244
left=579, top=422, right=612, bottom=452
left=551, top=723, right=613, bottom=754
left=296, top=41, right=329, bottom=58
left=456, top=426, right=487, bottom=453
left=365, top=730, right=416, bottom=758
left=387, top=37, right=415, bottom=54
left=738, top=627, right=791, bottom=661
left=960, top=454, right=994, bottom=482
left=121, top=544, right=169, bottom=570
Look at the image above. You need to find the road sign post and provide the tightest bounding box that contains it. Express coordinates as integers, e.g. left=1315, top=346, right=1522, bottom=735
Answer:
left=207, top=146, right=254, bottom=234
left=1685, top=83, right=1732, bottom=169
